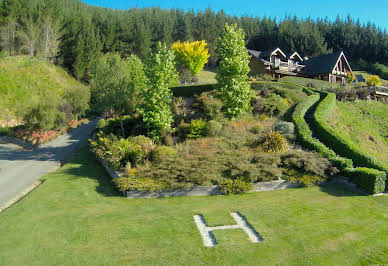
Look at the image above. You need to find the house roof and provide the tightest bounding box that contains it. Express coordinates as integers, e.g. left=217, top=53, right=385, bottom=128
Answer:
left=301, top=51, right=344, bottom=76
left=286, top=51, right=303, bottom=61
left=248, top=48, right=287, bottom=60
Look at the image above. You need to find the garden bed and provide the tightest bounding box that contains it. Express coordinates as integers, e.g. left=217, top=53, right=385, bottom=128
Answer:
left=0, top=118, right=89, bottom=149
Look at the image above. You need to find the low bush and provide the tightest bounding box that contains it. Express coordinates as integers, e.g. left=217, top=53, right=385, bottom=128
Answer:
left=90, top=133, right=145, bottom=170
left=186, top=119, right=207, bottom=139
left=151, top=146, right=178, bottom=163
left=262, top=131, right=289, bottom=153
left=281, top=151, right=338, bottom=177
left=263, top=94, right=289, bottom=117
left=250, top=124, right=263, bottom=135
left=218, top=177, right=253, bottom=195
left=250, top=97, right=264, bottom=114
left=196, top=91, right=223, bottom=119
left=283, top=169, right=325, bottom=187
left=0, top=126, right=12, bottom=136
left=206, top=120, right=223, bottom=136
left=274, top=121, right=295, bottom=135
left=291, top=93, right=353, bottom=170
left=343, top=167, right=387, bottom=194
left=313, top=92, right=387, bottom=172
left=114, top=176, right=168, bottom=192
left=98, top=115, right=146, bottom=137
left=132, top=136, right=156, bottom=159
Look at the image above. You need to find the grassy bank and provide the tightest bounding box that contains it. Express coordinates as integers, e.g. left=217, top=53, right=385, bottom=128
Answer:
left=329, top=100, right=388, bottom=166
left=0, top=147, right=387, bottom=265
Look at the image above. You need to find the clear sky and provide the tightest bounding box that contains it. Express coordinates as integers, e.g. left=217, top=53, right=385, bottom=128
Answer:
left=82, top=0, right=387, bottom=30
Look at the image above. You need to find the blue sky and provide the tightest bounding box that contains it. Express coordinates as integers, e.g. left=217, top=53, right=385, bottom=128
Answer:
left=82, top=0, right=388, bottom=30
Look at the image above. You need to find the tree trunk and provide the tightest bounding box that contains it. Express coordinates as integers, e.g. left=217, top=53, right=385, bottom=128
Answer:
left=120, top=115, right=125, bottom=138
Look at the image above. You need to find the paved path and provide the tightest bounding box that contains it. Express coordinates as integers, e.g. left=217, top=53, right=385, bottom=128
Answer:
left=0, top=119, right=98, bottom=210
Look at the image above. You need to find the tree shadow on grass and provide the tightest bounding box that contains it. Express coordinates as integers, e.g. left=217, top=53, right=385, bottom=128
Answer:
left=318, top=183, right=366, bottom=197
left=62, top=147, right=121, bottom=197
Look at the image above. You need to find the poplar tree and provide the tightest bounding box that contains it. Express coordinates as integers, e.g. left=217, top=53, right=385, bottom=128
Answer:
left=216, top=23, right=252, bottom=119
left=138, top=42, right=178, bottom=140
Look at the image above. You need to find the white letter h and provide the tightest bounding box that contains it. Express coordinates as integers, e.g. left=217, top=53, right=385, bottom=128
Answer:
left=193, top=212, right=263, bottom=247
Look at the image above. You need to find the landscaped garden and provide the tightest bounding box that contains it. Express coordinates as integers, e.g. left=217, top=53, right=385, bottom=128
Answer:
left=0, top=146, right=387, bottom=265
left=87, top=24, right=347, bottom=195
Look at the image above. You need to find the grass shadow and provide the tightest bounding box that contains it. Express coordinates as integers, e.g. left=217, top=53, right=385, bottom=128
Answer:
left=62, top=146, right=121, bottom=197
left=318, top=183, right=366, bottom=197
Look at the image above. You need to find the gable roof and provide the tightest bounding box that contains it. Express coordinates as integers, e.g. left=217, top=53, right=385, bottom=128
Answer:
left=247, top=49, right=262, bottom=59
left=286, top=51, right=303, bottom=61
left=301, top=51, right=345, bottom=76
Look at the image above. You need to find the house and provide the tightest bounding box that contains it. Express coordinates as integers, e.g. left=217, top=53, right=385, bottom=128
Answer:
left=248, top=48, right=353, bottom=85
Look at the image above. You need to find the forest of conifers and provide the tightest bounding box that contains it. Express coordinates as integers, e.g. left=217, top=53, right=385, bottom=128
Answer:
left=1, top=0, right=388, bottom=81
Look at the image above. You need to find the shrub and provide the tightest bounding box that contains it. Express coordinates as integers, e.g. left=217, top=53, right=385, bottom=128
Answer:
left=114, top=176, right=168, bottom=192
left=187, top=119, right=207, bottom=139
left=151, top=146, right=178, bottom=163
left=274, top=121, right=295, bottom=135
left=263, top=94, right=288, bottom=117
left=96, top=119, right=107, bottom=130
left=284, top=169, right=325, bottom=187
left=366, top=75, right=381, bottom=87
left=196, top=91, right=223, bottom=119
left=132, top=135, right=156, bottom=159
left=250, top=124, right=263, bottom=134
left=206, top=120, right=223, bottom=136
left=0, top=126, right=12, bottom=136
left=218, top=177, right=253, bottom=195
left=250, top=97, right=264, bottom=114
left=263, top=131, right=289, bottom=152
left=343, top=167, right=386, bottom=194
left=89, top=133, right=144, bottom=170
left=355, top=87, right=370, bottom=100
left=281, top=151, right=338, bottom=177
left=99, top=115, right=146, bottom=137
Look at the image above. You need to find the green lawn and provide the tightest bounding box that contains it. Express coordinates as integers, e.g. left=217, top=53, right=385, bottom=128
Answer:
left=0, top=147, right=387, bottom=265
left=329, top=100, right=388, bottom=166
left=198, top=69, right=217, bottom=84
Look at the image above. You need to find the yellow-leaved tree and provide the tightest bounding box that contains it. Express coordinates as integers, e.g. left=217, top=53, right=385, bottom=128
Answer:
left=366, top=75, right=382, bottom=86
left=171, top=40, right=210, bottom=82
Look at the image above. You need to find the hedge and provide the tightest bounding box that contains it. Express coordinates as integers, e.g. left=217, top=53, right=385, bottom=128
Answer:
left=291, top=93, right=353, bottom=170
left=312, top=91, right=388, bottom=172
left=170, top=83, right=216, bottom=97
left=343, top=167, right=387, bottom=194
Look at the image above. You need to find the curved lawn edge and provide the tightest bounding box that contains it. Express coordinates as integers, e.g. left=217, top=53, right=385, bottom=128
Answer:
left=291, top=92, right=352, bottom=169
left=312, top=91, right=388, bottom=172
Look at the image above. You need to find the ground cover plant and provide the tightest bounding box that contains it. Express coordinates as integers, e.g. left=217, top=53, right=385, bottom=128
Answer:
left=0, top=146, right=387, bottom=265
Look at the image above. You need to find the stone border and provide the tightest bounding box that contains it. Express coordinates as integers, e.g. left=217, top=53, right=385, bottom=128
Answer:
left=0, top=181, right=43, bottom=213
left=125, top=180, right=300, bottom=198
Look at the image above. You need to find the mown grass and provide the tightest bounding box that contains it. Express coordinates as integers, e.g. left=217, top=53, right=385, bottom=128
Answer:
left=0, top=146, right=387, bottom=265
left=0, top=56, right=87, bottom=121
left=197, top=69, right=217, bottom=84
left=329, top=100, right=388, bottom=166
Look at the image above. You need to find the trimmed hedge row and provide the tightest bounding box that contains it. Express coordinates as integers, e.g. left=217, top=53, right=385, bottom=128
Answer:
left=170, top=83, right=216, bottom=97
left=312, top=91, right=388, bottom=172
left=343, top=167, right=387, bottom=194
left=291, top=93, right=353, bottom=170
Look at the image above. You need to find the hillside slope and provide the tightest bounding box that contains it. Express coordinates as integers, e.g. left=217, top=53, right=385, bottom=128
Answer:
left=0, top=56, right=87, bottom=124
left=329, top=100, right=388, bottom=165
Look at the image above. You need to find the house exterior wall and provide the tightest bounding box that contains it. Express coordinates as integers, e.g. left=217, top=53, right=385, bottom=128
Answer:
left=248, top=57, right=266, bottom=76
